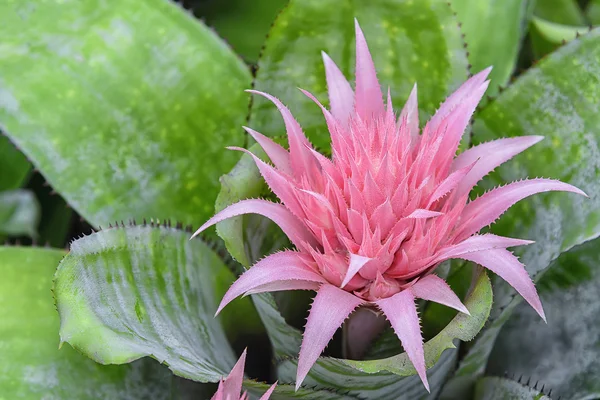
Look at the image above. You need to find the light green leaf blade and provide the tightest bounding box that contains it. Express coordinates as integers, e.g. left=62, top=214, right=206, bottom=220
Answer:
left=451, top=0, right=532, bottom=96
left=0, top=189, right=39, bottom=237
left=474, top=377, right=551, bottom=400
left=532, top=16, right=591, bottom=44
left=443, top=28, right=600, bottom=397
left=55, top=225, right=243, bottom=382
left=0, top=134, right=30, bottom=191
left=530, top=0, right=587, bottom=58
left=0, top=246, right=174, bottom=399
left=0, top=0, right=251, bottom=228
left=275, top=271, right=492, bottom=400
left=250, top=0, right=468, bottom=150
left=486, top=239, right=600, bottom=399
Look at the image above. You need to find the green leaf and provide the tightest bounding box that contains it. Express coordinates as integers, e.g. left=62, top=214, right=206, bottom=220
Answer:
left=0, top=0, right=251, bottom=228
left=451, top=0, right=532, bottom=96
left=250, top=0, right=468, bottom=150
left=244, top=380, right=358, bottom=399
left=252, top=293, right=303, bottom=358
left=0, top=134, right=30, bottom=191
left=443, top=28, right=600, bottom=397
left=195, top=0, right=288, bottom=63
left=55, top=225, right=245, bottom=382
left=275, top=271, right=492, bottom=399
left=0, top=189, right=39, bottom=237
left=0, top=246, right=174, bottom=399
left=474, top=377, right=551, bottom=400
left=530, top=0, right=587, bottom=58
left=486, top=239, right=600, bottom=399
left=532, top=16, right=591, bottom=44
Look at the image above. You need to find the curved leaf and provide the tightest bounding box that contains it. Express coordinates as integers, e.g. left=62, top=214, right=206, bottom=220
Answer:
left=250, top=0, right=468, bottom=150
left=588, top=0, right=600, bottom=25
left=529, top=0, right=586, bottom=58
left=0, top=0, right=251, bottom=228
left=474, top=377, right=551, bottom=400
left=0, top=246, right=173, bottom=399
left=275, top=271, right=491, bottom=399
left=532, top=17, right=591, bottom=44
left=487, top=239, right=600, bottom=399
left=451, top=0, right=532, bottom=96
left=0, top=189, right=39, bottom=237
left=55, top=225, right=244, bottom=382
left=444, top=28, right=600, bottom=396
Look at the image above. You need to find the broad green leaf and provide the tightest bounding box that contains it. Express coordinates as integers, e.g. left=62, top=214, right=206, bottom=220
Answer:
left=532, top=16, right=591, bottom=44
left=486, top=239, right=600, bottom=399
left=0, top=0, right=251, bottom=228
left=55, top=225, right=244, bottom=382
left=276, top=271, right=492, bottom=400
left=244, top=380, right=358, bottom=400
left=250, top=0, right=468, bottom=150
left=530, top=0, right=587, bottom=58
left=451, top=0, right=532, bottom=96
left=0, top=189, right=39, bottom=237
left=0, top=246, right=174, bottom=399
left=474, top=377, right=551, bottom=400
left=195, top=0, right=288, bottom=63
left=0, top=134, right=30, bottom=190
left=444, top=28, right=600, bottom=397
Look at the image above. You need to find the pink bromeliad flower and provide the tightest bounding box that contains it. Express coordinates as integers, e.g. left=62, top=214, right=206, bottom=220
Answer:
left=194, top=21, right=585, bottom=391
left=211, top=349, right=276, bottom=400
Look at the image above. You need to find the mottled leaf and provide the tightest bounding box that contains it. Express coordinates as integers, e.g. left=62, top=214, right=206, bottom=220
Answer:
left=0, top=189, right=39, bottom=237
left=250, top=0, right=468, bottom=150
left=474, top=377, right=551, bottom=400
left=55, top=225, right=243, bottom=382
left=487, top=239, right=600, bottom=399
left=444, top=28, right=600, bottom=397
left=0, top=0, right=251, bottom=228
left=451, top=0, right=532, bottom=96
left=0, top=246, right=174, bottom=399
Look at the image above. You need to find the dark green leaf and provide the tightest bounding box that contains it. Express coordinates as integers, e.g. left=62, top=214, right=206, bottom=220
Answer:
left=250, top=0, right=468, bottom=150
left=195, top=0, right=288, bottom=63
left=0, top=0, right=251, bottom=228
left=0, top=189, right=39, bottom=237
left=444, top=28, right=600, bottom=397
left=587, top=0, right=600, bottom=24
left=0, top=246, right=174, bottom=399
left=244, top=380, right=358, bottom=399
left=0, top=134, right=30, bottom=191
left=55, top=225, right=252, bottom=382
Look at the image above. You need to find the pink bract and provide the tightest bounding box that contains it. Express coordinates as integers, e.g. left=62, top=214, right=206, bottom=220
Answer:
left=195, top=20, right=586, bottom=391
left=211, top=349, right=276, bottom=400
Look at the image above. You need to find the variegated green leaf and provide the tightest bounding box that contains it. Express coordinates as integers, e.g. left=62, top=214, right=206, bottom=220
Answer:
left=54, top=225, right=256, bottom=383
